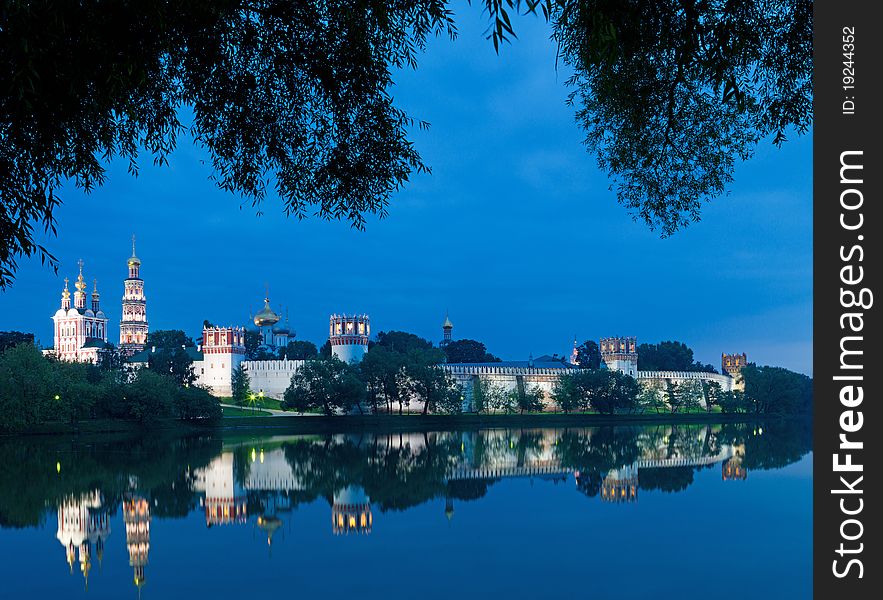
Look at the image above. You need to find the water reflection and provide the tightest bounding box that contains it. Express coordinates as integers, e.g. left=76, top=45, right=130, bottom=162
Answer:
left=0, top=420, right=811, bottom=596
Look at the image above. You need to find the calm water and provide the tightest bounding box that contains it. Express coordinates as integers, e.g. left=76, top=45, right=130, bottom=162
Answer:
left=0, top=421, right=812, bottom=599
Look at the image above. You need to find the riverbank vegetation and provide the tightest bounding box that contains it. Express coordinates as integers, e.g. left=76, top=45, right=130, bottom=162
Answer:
left=0, top=343, right=220, bottom=434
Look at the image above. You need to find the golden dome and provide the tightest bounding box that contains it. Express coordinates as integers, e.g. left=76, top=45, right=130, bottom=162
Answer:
left=128, top=235, right=141, bottom=266
left=254, top=298, right=281, bottom=327
left=443, top=313, right=453, bottom=329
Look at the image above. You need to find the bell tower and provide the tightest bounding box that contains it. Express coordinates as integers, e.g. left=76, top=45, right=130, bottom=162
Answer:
left=119, top=235, right=149, bottom=356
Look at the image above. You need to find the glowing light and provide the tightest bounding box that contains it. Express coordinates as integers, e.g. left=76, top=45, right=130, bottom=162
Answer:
left=56, top=462, right=61, bottom=473
left=251, top=448, right=257, bottom=463
left=54, top=395, right=60, bottom=401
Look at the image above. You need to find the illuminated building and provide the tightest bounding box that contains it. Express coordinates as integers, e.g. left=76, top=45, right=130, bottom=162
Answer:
left=196, top=453, right=247, bottom=526
left=332, top=486, right=372, bottom=535
left=56, top=491, right=110, bottom=588
left=722, top=444, right=748, bottom=480
left=195, top=325, right=246, bottom=397
left=329, top=314, right=370, bottom=364
left=570, top=336, right=579, bottom=366
left=119, top=236, right=149, bottom=356
left=251, top=290, right=292, bottom=351
left=599, top=466, right=639, bottom=504
left=600, top=336, right=638, bottom=377
left=123, top=496, right=150, bottom=591
left=49, top=260, right=108, bottom=363
left=722, top=352, right=748, bottom=391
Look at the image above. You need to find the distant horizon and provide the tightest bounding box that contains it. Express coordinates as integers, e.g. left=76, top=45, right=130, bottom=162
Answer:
left=0, top=10, right=812, bottom=376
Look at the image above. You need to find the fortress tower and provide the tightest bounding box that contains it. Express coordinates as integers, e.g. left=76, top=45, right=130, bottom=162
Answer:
left=332, top=486, right=373, bottom=535
left=600, top=336, right=638, bottom=377
left=721, top=353, right=747, bottom=377
left=120, top=236, right=149, bottom=356
left=329, top=314, right=370, bottom=364
left=722, top=352, right=747, bottom=391
left=200, top=326, right=246, bottom=396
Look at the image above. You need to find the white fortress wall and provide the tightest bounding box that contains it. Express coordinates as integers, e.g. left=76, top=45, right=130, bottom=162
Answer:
left=242, top=359, right=306, bottom=400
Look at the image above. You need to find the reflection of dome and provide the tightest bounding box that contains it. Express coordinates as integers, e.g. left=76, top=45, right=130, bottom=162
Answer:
left=257, top=515, right=282, bottom=546
left=253, top=298, right=281, bottom=327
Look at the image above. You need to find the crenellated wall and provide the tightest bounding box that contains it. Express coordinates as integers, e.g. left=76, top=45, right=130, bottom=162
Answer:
left=242, top=359, right=306, bottom=399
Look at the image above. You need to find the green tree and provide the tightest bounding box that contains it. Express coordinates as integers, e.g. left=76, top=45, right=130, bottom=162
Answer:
left=742, top=364, right=812, bottom=414
left=719, top=390, right=747, bottom=414
left=375, top=331, right=433, bottom=354
left=402, top=348, right=451, bottom=415
left=516, top=384, right=546, bottom=414
left=0, top=331, right=35, bottom=353
left=172, top=385, right=222, bottom=422
left=147, top=346, right=196, bottom=387
left=637, top=382, right=667, bottom=414
left=585, top=370, right=641, bottom=415
left=147, top=330, right=195, bottom=349
left=551, top=373, right=581, bottom=413
left=244, top=331, right=263, bottom=360
left=282, top=357, right=365, bottom=415
left=574, top=340, right=601, bottom=368
left=360, top=346, right=407, bottom=414
left=231, top=364, right=251, bottom=407
left=442, top=339, right=501, bottom=363
left=281, top=340, right=319, bottom=360
left=0, top=343, right=55, bottom=432
left=125, top=369, right=175, bottom=424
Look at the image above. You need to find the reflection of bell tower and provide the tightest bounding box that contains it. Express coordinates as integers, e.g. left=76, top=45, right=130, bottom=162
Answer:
left=600, top=466, right=638, bottom=503
left=123, top=497, right=151, bottom=591
left=332, top=486, right=372, bottom=534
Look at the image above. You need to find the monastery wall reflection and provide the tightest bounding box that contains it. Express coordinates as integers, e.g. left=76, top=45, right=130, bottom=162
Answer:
left=0, top=421, right=808, bottom=593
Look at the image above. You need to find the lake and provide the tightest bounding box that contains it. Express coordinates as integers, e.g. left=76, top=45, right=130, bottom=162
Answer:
left=0, top=420, right=812, bottom=599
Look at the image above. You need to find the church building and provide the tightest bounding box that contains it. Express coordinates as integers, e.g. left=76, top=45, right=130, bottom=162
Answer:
left=50, top=260, right=109, bottom=363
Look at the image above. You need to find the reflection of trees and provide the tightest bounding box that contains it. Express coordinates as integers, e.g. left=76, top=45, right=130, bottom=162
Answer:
left=638, top=467, right=696, bottom=493
left=555, top=427, right=642, bottom=473
left=0, top=419, right=813, bottom=530
left=0, top=434, right=221, bottom=528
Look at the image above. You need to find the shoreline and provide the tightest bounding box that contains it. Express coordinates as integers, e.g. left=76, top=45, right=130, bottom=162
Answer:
left=1, top=411, right=809, bottom=438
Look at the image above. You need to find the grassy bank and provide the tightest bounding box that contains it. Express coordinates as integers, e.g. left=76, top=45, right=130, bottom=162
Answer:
left=3, top=410, right=807, bottom=438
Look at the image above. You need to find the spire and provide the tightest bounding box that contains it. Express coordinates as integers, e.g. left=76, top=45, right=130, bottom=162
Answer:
left=91, top=279, right=101, bottom=311
left=131, top=233, right=136, bottom=257
left=74, top=259, right=87, bottom=309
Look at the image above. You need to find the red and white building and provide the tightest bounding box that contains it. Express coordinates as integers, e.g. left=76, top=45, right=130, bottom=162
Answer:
left=119, top=236, right=149, bottom=356
left=50, top=260, right=109, bottom=363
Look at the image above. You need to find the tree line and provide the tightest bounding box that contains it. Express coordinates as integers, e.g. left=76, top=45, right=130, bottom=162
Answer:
left=0, top=334, right=221, bottom=434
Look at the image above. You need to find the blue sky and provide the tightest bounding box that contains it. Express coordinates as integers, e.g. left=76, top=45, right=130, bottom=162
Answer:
left=0, top=10, right=812, bottom=374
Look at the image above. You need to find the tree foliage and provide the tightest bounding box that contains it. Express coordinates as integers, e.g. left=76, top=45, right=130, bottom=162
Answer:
left=282, top=357, right=365, bottom=415
left=553, top=0, right=812, bottom=235
left=574, top=340, right=601, bottom=368
left=637, top=340, right=716, bottom=372
left=0, top=343, right=219, bottom=432
left=231, top=364, right=251, bottom=406
left=442, top=339, right=500, bottom=363
left=0, top=1, right=811, bottom=287
left=282, top=340, right=318, bottom=360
